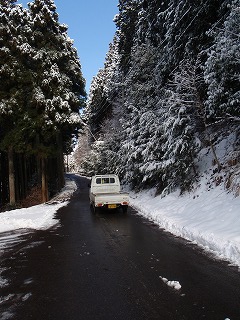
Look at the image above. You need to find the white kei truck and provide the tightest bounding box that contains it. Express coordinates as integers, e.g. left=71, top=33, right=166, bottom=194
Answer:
left=89, top=174, right=129, bottom=213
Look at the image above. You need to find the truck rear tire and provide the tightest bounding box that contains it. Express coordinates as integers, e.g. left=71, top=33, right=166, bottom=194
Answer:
left=94, top=206, right=100, bottom=214
left=90, top=203, right=98, bottom=214
left=122, top=205, right=128, bottom=213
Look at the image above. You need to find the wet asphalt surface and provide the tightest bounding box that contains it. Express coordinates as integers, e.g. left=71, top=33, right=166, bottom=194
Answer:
left=0, top=175, right=240, bottom=320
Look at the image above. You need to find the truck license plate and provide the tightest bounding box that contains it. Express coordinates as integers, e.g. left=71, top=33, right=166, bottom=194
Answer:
left=108, top=204, right=117, bottom=209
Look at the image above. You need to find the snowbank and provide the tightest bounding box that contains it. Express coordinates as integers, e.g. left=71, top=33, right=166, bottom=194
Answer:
left=130, top=133, right=240, bottom=268
left=130, top=180, right=240, bottom=268
left=0, top=177, right=77, bottom=234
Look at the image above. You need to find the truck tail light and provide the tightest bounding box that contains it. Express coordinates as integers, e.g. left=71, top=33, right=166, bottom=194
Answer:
left=122, top=202, right=128, bottom=205
left=97, top=203, right=103, bottom=207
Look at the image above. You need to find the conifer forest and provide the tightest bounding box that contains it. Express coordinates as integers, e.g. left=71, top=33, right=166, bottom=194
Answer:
left=82, top=0, right=240, bottom=196
left=0, top=0, right=85, bottom=207
left=1, top=0, right=240, bottom=208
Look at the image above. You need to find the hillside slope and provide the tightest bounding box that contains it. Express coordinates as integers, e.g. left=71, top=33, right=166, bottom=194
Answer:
left=81, top=0, right=240, bottom=197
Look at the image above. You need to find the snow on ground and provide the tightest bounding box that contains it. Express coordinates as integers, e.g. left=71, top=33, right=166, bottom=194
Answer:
left=130, top=183, right=240, bottom=268
left=130, top=134, right=240, bottom=269
left=0, top=176, right=77, bottom=234
left=159, top=277, right=182, bottom=291
left=0, top=176, right=78, bottom=301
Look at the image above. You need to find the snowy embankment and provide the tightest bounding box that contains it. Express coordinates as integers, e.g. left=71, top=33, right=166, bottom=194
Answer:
left=130, top=184, right=240, bottom=268
left=0, top=177, right=77, bottom=234
left=130, top=134, right=240, bottom=269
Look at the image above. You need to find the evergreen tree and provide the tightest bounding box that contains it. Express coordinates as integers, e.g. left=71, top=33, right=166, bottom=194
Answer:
left=85, top=36, right=120, bottom=140
left=0, top=0, right=86, bottom=205
left=204, top=0, right=240, bottom=120
left=115, top=0, right=140, bottom=71
left=0, top=0, right=32, bottom=204
left=26, top=0, right=86, bottom=201
left=27, top=0, right=85, bottom=150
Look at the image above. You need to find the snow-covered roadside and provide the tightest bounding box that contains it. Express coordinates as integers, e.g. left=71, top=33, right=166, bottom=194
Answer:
left=0, top=176, right=77, bottom=234
left=130, top=134, right=240, bottom=269
left=130, top=182, right=240, bottom=269
left=0, top=176, right=77, bottom=297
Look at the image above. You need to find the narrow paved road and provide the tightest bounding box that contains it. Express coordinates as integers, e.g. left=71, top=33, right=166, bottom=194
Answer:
left=1, top=175, right=240, bottom=320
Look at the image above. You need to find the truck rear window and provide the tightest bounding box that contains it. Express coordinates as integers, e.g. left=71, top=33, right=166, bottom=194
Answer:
left=96, top=177, right=115, bottom=184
